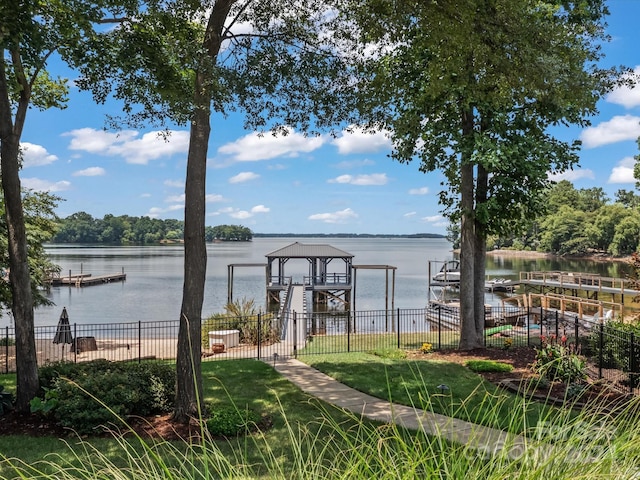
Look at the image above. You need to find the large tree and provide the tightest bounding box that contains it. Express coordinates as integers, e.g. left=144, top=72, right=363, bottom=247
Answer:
left=356, top=0, right=618, bottom=348
left=0, top=0, right=139, bottom=410
left=76, top=0, right=360, bottom=420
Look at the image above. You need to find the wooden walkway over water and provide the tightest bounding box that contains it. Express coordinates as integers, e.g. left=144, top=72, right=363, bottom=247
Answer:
left=518, top=271, right=640, bottom=301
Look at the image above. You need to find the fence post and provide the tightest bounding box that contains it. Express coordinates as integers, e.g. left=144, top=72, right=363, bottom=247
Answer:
left=257, top=313, right=261, bottom=360
left=74, top=323, right=77, bottom=363
left=4, top=326, right=7, bottom=374
left=526, top=307, right=530, bottom=347
left=438, top=307, right=442, bottom=350
left=630, top=332, right=636, bottom=394
left=555, top=310, right=559, bottom=339
left=483, top=307, right=487, bottom=347
left=598, top=323, right=604, bottom=380
left=397, top=308, right=401, bottom=349
left=138, top=321, right=142, bottom=363
left=574, top=315, right=579, bottom=348
left=293, top=311, right=297, bottom=359
left=347, top=310, right=351, bottom=353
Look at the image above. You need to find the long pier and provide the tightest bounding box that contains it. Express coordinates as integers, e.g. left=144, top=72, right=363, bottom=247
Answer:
left=518, top=271, right=640, bottom=300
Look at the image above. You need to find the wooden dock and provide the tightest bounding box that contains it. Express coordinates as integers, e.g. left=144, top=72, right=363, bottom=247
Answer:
left=50, top=272, right=126, bottom=287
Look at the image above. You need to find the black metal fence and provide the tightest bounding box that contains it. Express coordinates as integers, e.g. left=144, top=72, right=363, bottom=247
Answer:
left=1, top=305, right=639, bottom=395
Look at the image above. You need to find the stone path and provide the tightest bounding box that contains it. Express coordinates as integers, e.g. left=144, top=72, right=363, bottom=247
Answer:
left=270, top=356, right=531, bottom=459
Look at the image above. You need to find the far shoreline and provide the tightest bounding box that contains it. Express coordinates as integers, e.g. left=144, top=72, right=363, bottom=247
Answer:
left=486, top=249, right=633, bottom=264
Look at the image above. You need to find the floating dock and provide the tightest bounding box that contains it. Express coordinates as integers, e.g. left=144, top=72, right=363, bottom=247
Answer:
left=50, top=271, right=126, bottom=287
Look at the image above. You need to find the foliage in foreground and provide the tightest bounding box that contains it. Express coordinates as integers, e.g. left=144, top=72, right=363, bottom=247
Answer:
left=3, top=370, right=640, bottom=479
left=31, top=360, right=175, bottom=434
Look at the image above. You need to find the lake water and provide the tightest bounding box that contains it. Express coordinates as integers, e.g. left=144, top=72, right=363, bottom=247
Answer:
left=2, top=237, right=632, bottom=328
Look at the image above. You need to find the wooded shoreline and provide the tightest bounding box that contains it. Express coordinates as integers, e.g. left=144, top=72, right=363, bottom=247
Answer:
left=486, top=249, right=633, bottom=264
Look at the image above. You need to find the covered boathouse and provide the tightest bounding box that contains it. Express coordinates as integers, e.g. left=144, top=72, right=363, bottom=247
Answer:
left=265, top=242, right=354, bottom=308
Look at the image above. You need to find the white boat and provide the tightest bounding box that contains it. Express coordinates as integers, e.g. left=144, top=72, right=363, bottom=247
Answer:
left=432, top=260, right=460, bottom=283
left=484, top=278, right=516, bottom=292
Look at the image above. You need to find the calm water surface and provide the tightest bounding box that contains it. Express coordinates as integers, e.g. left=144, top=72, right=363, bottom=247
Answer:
left=4, top=237, right=631, bottom=327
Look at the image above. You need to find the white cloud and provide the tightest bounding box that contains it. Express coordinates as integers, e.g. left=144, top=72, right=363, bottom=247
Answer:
left=580, top=115, right=640, bottom=148
left=403, top=211, right=416, bottom=217
left=73, top=167, right=105, bottom=177
left=328, top=173, right=388, bottom=186
left=21, top=142, right=58, bottom=167
left=229, top=171, right=260, bottom=183
left=164, top=179, right=184, bottom=188
left=219, top=204, right=269, bottom=219
left=206, top=194, right=225, bottom=203
left=421, top=214, right=444, bottom=223
left=308, top=207, right=358, bottom=224
left=64, top=128, right=189, bottom=164
left=606, top=66, right=640, bottom=108
left=334, top=159, right=376, bottom=169
left=408, top=187, right=429, bottom=195
left=331, top=126, right=392, bottom=154
left=166, top=194, right=185, bottom=203
left=22, top=178, right=71, bottom=192
left=229, top=210, right=252, bottom=219
left=548, top=168, right=595, bottom=182
left=608, top=156, right=636, bottom=184
left=218, top=128, right=324, bottom=161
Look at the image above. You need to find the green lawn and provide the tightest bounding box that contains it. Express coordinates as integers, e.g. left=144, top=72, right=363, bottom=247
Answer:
left=300, top=350, right=561, bottom=433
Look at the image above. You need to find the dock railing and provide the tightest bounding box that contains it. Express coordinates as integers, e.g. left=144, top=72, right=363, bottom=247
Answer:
left=2, top=305, right=639, bottom=396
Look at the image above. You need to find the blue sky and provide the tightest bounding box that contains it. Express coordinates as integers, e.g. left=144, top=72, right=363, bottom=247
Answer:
left=17, top=0, right=640, bottom=236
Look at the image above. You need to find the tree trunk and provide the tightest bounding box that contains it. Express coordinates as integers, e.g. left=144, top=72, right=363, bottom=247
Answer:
left=0, top=63, right=39, bottom=412
left=173, top=0, right=234, bottom=423
left=173, top=73, right=209, bottom=422
left=474, top=163, right=488, bottom=339
left=458, top=108, right=483, bottom=350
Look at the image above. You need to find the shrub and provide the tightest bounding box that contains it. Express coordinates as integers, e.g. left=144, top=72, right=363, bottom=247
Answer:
left=532, top=335, right=586, bottom=383
left=465, top=360, right=514, bottom=373
left=206, top=405, right=260, bottom=437
left=419, top=342, right=433, bottom=354
left=0, top=385, right=13, bottom=415
left=0, top=336, right=15, bottom=347
left=33, top=360, right=175, bottom=434
left=201, top=298, right=279, bottom=349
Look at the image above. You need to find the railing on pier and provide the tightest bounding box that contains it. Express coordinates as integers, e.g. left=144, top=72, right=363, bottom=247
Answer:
left=303, top=273, right=350, bottom=286
left=519, top=271, right=637, bottom=296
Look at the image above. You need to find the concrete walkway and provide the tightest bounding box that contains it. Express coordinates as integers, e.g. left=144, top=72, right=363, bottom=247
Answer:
left=270, top=356, right=531, bottom=459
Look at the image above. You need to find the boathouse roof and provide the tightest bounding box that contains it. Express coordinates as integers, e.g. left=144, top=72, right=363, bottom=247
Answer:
left=265, top=242, right=353, bottom=259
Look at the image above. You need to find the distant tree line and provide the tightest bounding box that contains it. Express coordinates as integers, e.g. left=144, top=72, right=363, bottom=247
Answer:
left=51, top=212, right=252, bottom=244
left=448, top=181, right=640, bottom=257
